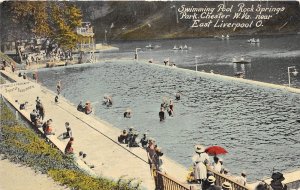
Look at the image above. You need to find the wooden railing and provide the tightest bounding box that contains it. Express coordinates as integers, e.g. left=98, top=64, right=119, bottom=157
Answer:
left=155, top=170, right=191, bottom=190
left=207, top=167, right=249, bottom=190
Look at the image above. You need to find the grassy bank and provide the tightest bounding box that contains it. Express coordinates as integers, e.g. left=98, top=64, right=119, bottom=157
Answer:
left=0, top=77, right=6, bottom=84
left=0, top=100, right=140, bottom=190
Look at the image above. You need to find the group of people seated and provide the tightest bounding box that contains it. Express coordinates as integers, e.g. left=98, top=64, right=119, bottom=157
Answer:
left=30, top=109, right=43, bottom=127
left=77, top=101, right=93, bottom=115
left=118, top=127, right=151, bottom=148
left=29, top=97, right=45, bottom=127
left=118, top=127, right=140, bottom=147
left=18, top=72, right=27, bottom=79
left=42, top=119, right=55, bottom=135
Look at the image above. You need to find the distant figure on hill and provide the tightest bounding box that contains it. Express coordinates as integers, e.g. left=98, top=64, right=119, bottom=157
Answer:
left=159, top=107, right=165, bottom=122
left=118, top=129, right=128, bottom=144
left=65, top=137, right=74, bottom=154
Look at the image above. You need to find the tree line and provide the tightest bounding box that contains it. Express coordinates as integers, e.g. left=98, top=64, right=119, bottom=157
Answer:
left=1, top=1, right=83, bottom=50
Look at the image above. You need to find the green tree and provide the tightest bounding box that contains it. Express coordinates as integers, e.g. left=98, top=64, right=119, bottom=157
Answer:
left=50, top=3, right=82, bottom=50
left=9, top=1, right=82, bottom=50
left=10, top=1, right=51, bottom=38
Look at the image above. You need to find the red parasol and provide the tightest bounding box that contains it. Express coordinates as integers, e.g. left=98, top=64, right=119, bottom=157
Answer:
left=205, top=146, right=228, bottom=156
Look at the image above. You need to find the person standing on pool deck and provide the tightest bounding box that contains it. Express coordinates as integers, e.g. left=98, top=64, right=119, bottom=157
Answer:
left=56, top=80, right=61, bottom=95
left=193, top=145, right=210, bottom=184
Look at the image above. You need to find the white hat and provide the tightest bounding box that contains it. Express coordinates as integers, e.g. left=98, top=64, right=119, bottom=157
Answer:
left=195, top=144, right=205, bottom=153
left=222, top=182, right=232, bottom=189
left=207, top=176, right=216, bottom=183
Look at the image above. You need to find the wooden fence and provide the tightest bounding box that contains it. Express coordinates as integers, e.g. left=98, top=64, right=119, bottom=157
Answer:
left=154, top=167, right=250, bottom=190
left=155, top=170, right=191, bottom=190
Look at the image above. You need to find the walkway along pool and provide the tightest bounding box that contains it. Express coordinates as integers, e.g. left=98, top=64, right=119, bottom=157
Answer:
left=36, top=60, right=300, bottom=182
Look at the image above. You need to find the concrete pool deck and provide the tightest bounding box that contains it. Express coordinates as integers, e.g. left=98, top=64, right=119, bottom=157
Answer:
left=0, top=69, right=189, bottom=190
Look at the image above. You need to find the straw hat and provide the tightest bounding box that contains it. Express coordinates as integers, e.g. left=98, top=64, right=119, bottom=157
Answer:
left=207, top=176, right=216, bottom=183
left=195, top=144, right=205, bottom=153
left=222, top=182, right=232, bottom=189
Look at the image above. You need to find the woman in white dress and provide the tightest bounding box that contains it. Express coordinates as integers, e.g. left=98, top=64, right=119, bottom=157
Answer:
left=192, top=145, right=210, bottom=184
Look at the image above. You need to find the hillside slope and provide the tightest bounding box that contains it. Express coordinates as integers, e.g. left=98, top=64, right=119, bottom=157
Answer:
left=79, top=1, right=300, bottom=41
